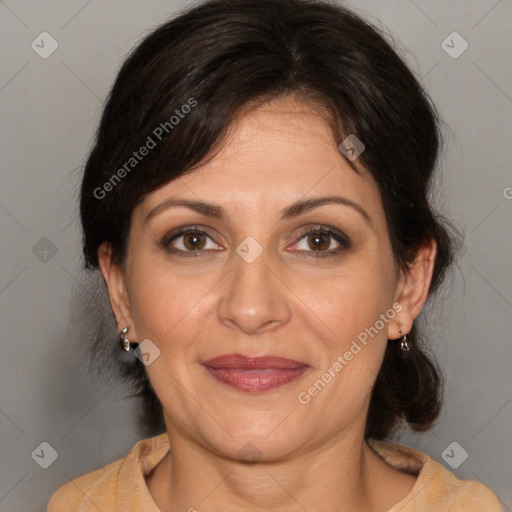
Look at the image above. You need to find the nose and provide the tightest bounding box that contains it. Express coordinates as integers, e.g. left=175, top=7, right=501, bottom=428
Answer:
left=217, top=247, right=292, bottom=335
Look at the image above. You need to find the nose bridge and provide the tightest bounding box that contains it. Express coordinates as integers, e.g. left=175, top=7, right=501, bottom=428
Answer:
left=217, top=240, right=291, bottom=333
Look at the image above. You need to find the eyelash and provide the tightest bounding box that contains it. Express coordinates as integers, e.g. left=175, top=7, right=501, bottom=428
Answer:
left=161, top=224, right=351, bottom=258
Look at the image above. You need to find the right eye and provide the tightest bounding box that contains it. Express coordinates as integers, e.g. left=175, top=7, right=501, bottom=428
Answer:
left=162, top=226, right=223, bottom=256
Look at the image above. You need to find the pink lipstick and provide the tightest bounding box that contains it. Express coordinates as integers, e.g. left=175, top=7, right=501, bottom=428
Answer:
left=202, top=354, right=309, bottom=392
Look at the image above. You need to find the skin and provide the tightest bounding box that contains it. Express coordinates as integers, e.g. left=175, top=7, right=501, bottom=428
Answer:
left=98, top=95, right=436, bottom=512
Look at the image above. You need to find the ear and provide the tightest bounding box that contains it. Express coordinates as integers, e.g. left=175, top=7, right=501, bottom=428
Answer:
left=390, top=237, right=437, bottom=339
left=97, top=241, right=136, bottom=338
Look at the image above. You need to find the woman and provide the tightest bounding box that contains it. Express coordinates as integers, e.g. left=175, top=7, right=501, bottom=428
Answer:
left=48, top=0, right=502, bottom=510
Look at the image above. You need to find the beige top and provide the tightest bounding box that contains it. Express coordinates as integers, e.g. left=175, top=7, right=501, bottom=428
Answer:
left=47, top=433, right=503, bottom=511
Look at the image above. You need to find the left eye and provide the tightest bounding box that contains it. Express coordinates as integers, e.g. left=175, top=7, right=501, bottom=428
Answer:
left=292, top=227, right=350, bottom=255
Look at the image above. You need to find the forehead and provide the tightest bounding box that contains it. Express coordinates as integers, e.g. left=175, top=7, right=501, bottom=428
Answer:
left=136, top=96, right=383, bottom=223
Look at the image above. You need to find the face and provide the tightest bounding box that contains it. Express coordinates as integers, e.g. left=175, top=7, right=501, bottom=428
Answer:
left=100, top=96, right=432, bottom=461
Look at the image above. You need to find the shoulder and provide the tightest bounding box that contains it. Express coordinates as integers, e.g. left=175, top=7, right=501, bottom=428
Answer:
left=367, top=438, right=503, bottom=512
left=427, top=461, right=503, bottom=511
left=47, top=433, right=169, bottom=512
left=47, top=458, right=122, bottom=511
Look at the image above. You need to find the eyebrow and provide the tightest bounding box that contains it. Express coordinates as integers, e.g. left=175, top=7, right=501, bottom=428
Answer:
left=145, top=196, right=372, bottom=226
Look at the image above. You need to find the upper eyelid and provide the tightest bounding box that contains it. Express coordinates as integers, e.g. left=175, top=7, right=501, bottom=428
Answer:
left=164, top=225, right=220, bottom=245
left=294, top=226, right=350, bottom=245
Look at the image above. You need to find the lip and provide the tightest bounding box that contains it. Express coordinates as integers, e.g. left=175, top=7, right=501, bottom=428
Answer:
left=202, top=354, right=310, bottom=392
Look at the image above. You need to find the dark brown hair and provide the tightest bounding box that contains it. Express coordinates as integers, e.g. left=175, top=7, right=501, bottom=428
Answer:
left=80, top=0, right=457, bottom=440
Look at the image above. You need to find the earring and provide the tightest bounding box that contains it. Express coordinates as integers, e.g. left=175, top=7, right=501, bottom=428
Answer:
left=400, top=334, right=410, bottom=352
left=121, top=327, right=130, bottom=352
left=397, top=321, right=410, bottom=351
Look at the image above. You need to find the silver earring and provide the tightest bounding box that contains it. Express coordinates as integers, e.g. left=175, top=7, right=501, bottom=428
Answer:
left=400, top=334, right=410, bottom=352
left=121, top=327, right=130, bottom=352
left=397, top=321, right=409, bottom=351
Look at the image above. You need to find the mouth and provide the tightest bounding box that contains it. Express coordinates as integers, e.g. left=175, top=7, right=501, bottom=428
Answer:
left=201, top=354, right=310, bottom=392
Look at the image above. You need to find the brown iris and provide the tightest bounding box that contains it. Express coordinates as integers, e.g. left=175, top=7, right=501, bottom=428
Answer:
left=183, top=231, right=207, bottom=250
left=307, top=232, right=330, bottom=251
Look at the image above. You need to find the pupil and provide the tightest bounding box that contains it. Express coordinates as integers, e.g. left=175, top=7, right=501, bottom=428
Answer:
left=185, top=232, right=204, bottom=250
left=310, top=233, right=328, bottom=251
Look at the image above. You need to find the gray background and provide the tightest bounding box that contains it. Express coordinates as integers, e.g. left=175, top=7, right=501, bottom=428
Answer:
left=1, top=0, right=511, bottom=510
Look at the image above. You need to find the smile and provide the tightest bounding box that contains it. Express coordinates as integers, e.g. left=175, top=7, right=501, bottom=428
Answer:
left=201, top=354, right=310, bottom=392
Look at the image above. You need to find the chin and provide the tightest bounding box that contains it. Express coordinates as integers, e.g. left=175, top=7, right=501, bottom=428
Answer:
left=204, top=414, right=310, bottom=462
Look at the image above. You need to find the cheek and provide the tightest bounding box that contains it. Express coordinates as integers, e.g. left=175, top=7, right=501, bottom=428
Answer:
left=298, top=255, right=395, bottom=396
left=130, top=278, right=208, bottom=347
left=296, top=289, right=391, bottom=427
left=126, top=253, right=210, bottom=346
left=126, top=262, right=215, bottom=409
left=306, top=256, right=396, bottom=343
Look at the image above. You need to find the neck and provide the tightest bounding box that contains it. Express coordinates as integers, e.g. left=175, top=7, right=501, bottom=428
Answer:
left=146, top=424, right=410, bottom=512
